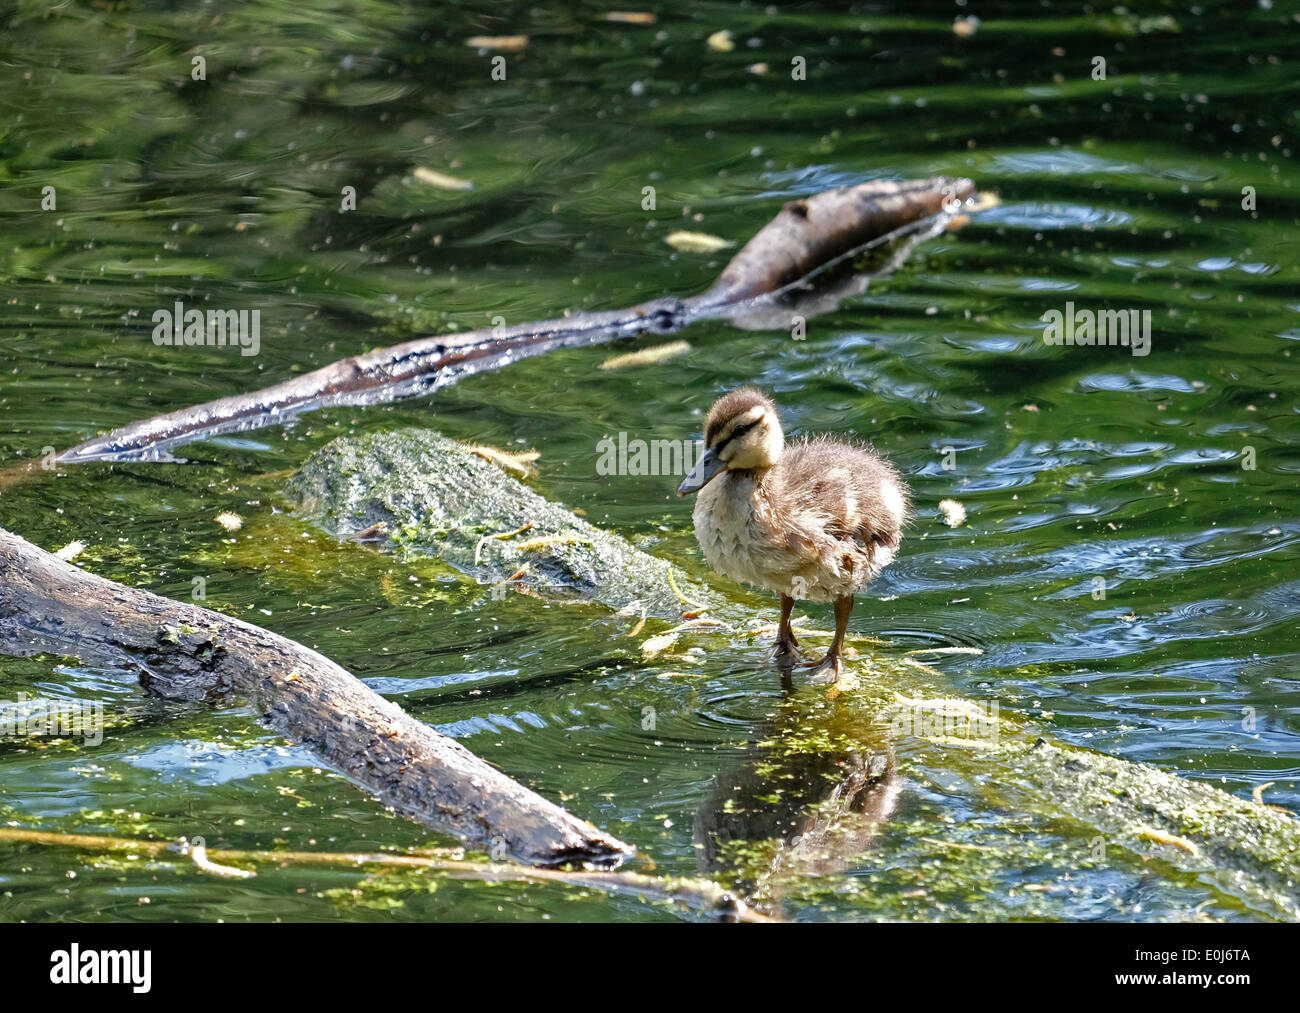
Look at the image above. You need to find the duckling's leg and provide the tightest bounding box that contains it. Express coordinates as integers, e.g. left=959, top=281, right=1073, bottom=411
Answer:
left=771, top=594, right=801, bottom=667
left=808, top=595, right=853, bottom=684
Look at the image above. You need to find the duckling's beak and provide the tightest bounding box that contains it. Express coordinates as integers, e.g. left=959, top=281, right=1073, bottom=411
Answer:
left=677, top=447, right=722, bottom=495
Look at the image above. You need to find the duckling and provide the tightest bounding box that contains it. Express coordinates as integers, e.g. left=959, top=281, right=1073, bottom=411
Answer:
left=677, top=388, right=908, bottom=683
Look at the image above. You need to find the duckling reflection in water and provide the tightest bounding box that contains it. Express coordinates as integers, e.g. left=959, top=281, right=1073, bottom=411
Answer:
left=678, top=389, right=908, bottom=682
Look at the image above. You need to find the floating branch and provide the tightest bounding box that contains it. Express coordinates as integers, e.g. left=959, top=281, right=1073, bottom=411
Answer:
left=0, top=827, right=771, bottom=922
left=0, top=526, right=633, bottom=869
left=45, top=177, right=975, bottom=465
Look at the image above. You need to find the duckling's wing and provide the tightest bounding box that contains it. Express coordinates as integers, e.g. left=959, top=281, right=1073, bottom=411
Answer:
left=775, top=438, right=909, bottom=555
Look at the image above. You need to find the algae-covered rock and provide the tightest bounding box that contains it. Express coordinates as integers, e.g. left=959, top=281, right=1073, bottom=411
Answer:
left=282, top=428, right=718, bottom=618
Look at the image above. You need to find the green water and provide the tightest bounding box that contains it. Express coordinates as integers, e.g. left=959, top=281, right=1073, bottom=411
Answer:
left=2, top=0, right=1298, bottom=921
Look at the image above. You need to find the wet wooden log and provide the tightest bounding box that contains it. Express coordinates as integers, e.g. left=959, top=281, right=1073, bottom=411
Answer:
left=46, top=177, right=976, bottom=465
left=0, top=526, right=633, bottom=869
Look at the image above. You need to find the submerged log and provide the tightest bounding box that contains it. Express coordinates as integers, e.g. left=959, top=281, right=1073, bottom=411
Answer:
left=46, top=177, right=976, bottom=465
left=284, top=428, right=1300, bottom=920
left=0, top=526, right=632, bottom=869
left=283, top=428, right=725, bottom=619
left=287, top=431, right=903, bottom=899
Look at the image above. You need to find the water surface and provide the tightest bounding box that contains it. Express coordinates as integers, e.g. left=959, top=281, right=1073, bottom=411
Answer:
left=1, top=1, right=1298, bottom=921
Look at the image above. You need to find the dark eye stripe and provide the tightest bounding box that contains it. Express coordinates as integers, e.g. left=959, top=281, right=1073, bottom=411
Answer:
left=715, top=419, right=758, bottom=450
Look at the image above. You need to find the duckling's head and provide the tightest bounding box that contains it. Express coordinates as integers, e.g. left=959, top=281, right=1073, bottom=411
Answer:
left=677, top=387, right=785, bottom=495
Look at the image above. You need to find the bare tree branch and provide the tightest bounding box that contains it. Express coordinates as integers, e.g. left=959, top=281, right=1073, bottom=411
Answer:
left=46, top=177, right=974, bottom=466
left=0, top=526, right=633, bottom=869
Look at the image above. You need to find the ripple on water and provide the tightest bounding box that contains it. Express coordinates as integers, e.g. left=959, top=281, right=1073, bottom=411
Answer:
left=126, top=739, right=312, bottom=786
left=983, top=202, right=1135, bottom=230
left=1076, top=372, right=1201, bottom=394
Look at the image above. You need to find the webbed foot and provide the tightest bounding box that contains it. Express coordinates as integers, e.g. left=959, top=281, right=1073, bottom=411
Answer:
left=806, top=651, right=843, bottom=685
